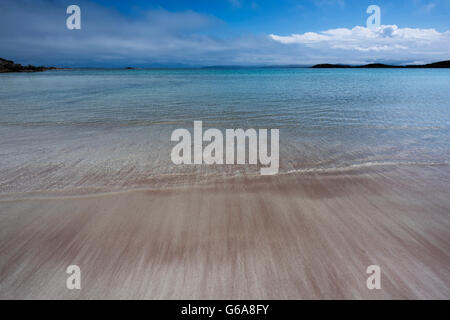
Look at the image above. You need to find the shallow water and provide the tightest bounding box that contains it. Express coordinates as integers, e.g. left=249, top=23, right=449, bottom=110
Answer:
left=0, top=68, right=449, bottom=194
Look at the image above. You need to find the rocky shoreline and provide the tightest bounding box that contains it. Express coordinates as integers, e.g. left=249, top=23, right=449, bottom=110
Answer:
left=0, top=58, right=58, bottom=73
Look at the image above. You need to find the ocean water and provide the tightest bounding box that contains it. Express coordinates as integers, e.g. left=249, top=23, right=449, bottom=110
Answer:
left=0, top=68, right=449, bottom=194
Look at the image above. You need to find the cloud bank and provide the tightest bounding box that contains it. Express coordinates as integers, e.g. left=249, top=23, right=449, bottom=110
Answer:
left=269, top=25, right=450, bottom=59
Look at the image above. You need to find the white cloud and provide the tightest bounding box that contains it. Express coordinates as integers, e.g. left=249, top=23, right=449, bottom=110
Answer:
left=269, top=25, right=450, bottom=54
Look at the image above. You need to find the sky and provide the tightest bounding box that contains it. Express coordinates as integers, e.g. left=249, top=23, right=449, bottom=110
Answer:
left=0, top=0, right=449, bottom=67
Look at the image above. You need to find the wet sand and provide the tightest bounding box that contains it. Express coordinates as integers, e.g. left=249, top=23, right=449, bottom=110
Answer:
left=0, top=166, right=449, bottom=299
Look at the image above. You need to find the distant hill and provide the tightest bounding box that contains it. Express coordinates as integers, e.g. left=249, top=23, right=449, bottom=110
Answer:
left=312, top=60, right=450, bottom=68
left=406, top=60, right=450, bottom=68
left=0, top=58, right=57, bottom=73
left=311, top=64, right=352, bottom=68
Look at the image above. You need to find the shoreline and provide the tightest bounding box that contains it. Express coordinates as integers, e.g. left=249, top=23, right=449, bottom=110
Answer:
left=1, top=165, right=449, bottom=299
left=0, top=162, right=448, bottom=201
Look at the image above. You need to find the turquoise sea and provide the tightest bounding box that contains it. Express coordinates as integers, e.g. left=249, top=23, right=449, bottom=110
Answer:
left=0, top=68, right=449, bottom=193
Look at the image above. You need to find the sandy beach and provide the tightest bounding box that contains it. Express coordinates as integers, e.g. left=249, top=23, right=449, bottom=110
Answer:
left=1, top=165, right=449, bottom=299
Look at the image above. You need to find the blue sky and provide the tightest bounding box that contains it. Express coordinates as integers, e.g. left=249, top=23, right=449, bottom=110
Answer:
left=1, top=0, right=449, bottom=66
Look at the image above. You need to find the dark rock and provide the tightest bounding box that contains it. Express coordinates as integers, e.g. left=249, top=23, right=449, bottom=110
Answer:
left=0, top=58, right=55, bottom=73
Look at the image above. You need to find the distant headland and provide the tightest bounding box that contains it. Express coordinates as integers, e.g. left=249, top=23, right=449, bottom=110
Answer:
left=312, top=60, right=450, bottom=68
left=0, top=58, right=62, bottom=73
